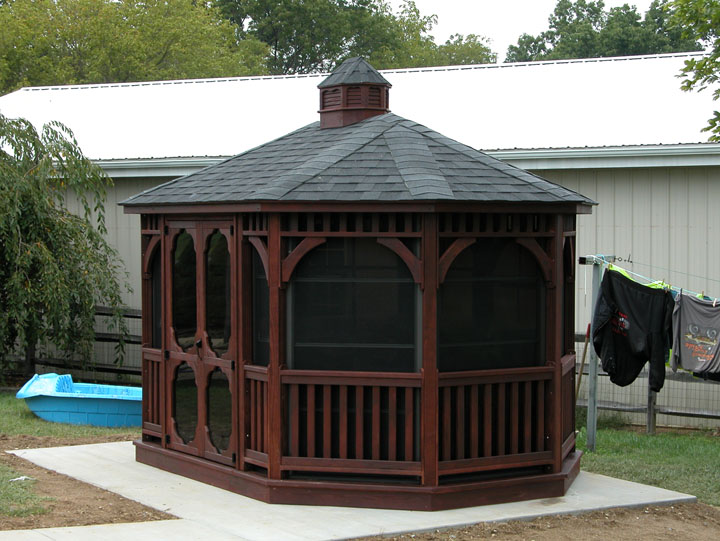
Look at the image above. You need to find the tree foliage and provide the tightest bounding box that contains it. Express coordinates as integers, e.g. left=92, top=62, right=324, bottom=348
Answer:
left=0, top=115, right=130, bottom=376
left=0, top=0, right=269, bottom=95
left=506, top=0, right=700, bottom=63
left=670, top=0, right=720, bottom=141
left=214, top=0, right=495, bottom=74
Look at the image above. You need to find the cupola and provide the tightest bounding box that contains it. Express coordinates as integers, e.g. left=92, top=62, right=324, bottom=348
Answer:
left=318, top=57, right=391, bottom=128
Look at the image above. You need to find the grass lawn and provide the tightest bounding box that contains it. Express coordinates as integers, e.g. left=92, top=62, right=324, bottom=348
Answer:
left=575, top=409, right=720, bottom=506
left=0, top=392, right=139, bottom=439
left=0, top=390, right=139, bottom=517
left=0, top=463, right=47, bottom=518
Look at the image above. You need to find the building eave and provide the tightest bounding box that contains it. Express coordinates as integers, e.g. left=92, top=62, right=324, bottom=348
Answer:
left=98, top=143, right=720, bottom=180
left=96, top=157, right=226, bottom=178
left=489, top=143, right=720, bottom=170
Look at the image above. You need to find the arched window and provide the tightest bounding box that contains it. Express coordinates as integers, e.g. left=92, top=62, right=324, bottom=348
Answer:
left=172, top=231, right=197, bottom=351
left=205, top=231, right=231, bottom=356
left=289, top=238, right=418, bottom=372
left=438, top=239, right=546, bottom=372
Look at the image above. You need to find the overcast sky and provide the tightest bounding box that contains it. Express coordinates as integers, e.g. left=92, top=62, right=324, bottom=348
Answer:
left=388, top=0, right=655, bottom=61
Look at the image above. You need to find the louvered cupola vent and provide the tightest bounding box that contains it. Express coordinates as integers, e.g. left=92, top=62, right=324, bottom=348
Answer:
left=318, top=57, right=391, bottom=129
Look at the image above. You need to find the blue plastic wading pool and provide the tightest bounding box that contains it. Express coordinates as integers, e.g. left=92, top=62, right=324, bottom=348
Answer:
left=16, top=373, right=142, bottom=427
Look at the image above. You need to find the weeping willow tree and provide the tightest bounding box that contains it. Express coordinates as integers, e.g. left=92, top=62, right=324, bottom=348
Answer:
left=0, top=114, right=130, bottom=377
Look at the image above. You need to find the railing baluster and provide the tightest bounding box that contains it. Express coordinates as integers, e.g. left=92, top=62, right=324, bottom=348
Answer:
left=483, top=384, right=492, bottom=457
left=355, top=386, right=364, bottom=460
left=250, top=380, right=256, bottom=450
left=404, top=387, right=414, bottom=461
left=262, top=381, right=267, bottom=453
left=524, top=381, right=533, bottom=453
left=155, top=363, right=160, bottom=424
left=339, top=385, right=348, bottom=459
left=290, top=383, right=299, bottom=457
left=372, top=387, right=381, bottom=460
left=456, top=385, right=465, bottom=460
left=388, top=387, right=397, bottom=461
left=443, top=386, right=452, bottom=461
left=307, top=384, right=316, bottom=458
left=470, top=384, right=479, bottom=458
left=536, top=382, right=545, bottom=452
left=323, top=385, right=332, bottom=458
left=510, top=382, right=519, bottom=455
left=497, top=383, right=506, bottom=456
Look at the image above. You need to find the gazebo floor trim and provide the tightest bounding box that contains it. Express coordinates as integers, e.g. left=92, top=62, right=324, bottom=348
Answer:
left=135, top=441, right=581, bottom=511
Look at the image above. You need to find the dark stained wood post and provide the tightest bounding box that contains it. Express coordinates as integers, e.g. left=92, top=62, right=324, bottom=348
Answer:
left=195, top=227, right=209, bottom=458
left=235, top=214, right=246, bottom=471
left=421, top=213, right=439, bottom=486
left=267, top=213, right=283, bottom=479
left=162, top=222, right=173, bottom=450
left=550, top=215, right=565, bottom=473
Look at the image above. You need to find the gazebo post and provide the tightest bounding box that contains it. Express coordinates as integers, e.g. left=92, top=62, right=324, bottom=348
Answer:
left=235, top=215, right=247, bottom=472
left=267, top=213, right=283, bottom=479
left=421, top=213, right=439, bottom=487
left=551, top=215, right=565, bottom=473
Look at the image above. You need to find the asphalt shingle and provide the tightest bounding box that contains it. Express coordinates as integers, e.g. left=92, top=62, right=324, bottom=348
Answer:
left=121, top=113, right=595, bottom=208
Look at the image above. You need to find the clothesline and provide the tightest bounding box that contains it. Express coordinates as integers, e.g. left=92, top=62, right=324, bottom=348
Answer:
left=593, top=256, right=718, bottom=302
left=618, top=258, right=720, bottom=287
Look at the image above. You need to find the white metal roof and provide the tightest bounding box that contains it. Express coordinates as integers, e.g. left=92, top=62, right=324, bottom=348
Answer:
left=0, top=53, right=717, bottom=166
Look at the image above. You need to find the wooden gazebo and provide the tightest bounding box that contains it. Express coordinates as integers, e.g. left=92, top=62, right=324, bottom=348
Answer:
left=122, top=57, right=594, bottom=511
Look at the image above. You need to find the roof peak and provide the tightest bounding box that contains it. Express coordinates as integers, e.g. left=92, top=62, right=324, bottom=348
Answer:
left=318, top=57, right=391, bottom=89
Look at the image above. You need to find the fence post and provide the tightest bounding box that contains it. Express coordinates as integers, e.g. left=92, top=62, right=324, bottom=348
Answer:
left=647, top=388, right=657, bottom=434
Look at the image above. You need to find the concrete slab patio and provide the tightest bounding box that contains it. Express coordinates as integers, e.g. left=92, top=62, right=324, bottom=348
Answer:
left=4, top=441, right=696, bottom=541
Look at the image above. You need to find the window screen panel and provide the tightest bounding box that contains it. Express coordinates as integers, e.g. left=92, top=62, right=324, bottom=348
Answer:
left=291, top=238, right=417, bottom=372
left=439, top=239, right=545, bottom=371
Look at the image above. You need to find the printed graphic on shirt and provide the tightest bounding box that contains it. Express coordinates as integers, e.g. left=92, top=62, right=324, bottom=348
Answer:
left=682, top=324, right=719, bottom=364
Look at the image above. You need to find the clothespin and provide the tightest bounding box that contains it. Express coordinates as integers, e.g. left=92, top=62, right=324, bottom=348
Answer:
left=714, top=298, right=718, bottom=308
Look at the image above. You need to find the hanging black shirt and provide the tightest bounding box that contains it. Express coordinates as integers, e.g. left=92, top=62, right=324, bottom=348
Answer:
left=591, top=270, right=673, bottom=392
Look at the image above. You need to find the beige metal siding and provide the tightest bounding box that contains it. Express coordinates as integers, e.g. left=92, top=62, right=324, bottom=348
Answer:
left=64, top=177, right=167, bottom=309
left=537, top=166, right=720, bottom=331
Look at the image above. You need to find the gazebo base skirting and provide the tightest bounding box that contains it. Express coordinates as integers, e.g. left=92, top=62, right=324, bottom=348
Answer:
left=134, top=442, right=580, bottom=511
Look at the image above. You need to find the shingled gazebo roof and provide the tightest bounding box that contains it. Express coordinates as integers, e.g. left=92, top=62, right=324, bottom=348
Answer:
left=122, top=113, right=594, bottom=207
left=122, top=56, right=594, bottom=209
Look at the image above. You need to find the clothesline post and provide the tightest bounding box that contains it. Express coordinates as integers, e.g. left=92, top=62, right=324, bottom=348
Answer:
left=578, top=254, right=615, bottom=451
left=647, top=388, right=657, bottom=435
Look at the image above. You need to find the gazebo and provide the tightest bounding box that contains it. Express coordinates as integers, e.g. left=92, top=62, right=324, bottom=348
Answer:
left=122, top=57, right=594, bottom=511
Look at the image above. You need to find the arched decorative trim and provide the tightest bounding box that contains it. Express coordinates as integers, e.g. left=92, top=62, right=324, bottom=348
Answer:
left=248, top=237, right=269, bottom=280
left=282, top=237, right=327, bottom=283
left=142, top=235, right=161, bottom=276
left=515, top=238, right=553, bottom=284
left=438, top=238, right=476, bottom=285
left=376, top=238, right=423, bottom=285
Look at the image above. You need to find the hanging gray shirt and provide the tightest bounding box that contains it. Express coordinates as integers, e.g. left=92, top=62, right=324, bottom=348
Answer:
left=671, top=294, right=720, bottom=375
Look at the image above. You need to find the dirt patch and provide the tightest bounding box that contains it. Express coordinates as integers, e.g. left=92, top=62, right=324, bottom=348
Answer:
left=0, top=434, right=174, bottom=531
left=356, top=503, right=720, bottom=540
left=2, top=434, right=720, bottom=538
